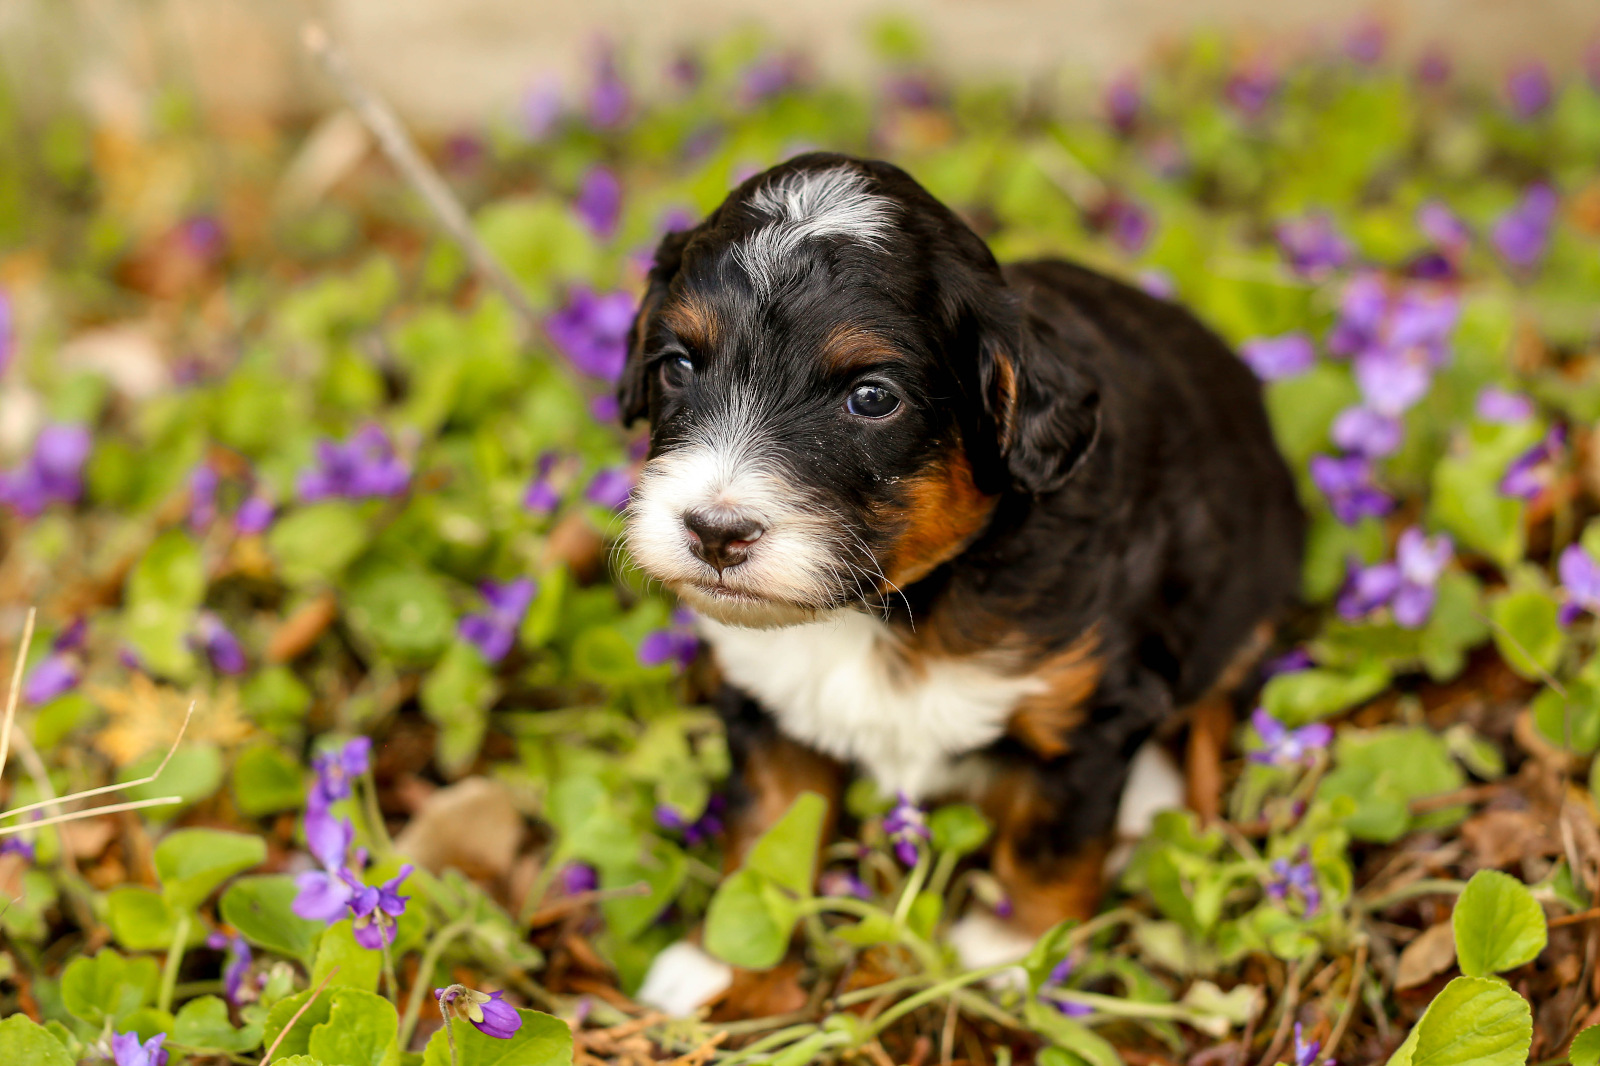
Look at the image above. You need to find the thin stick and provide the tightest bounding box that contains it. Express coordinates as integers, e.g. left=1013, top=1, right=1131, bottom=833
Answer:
left=2, top=702, right=194, bottom=821
left=0, top=607, right=37, bottom=785
left=1322, top=937, right=1368, bottom=1066
left=261, top=966, right=340, bottom=1066
left=1255, top=956, right=1310, bottom=1066
left=0, top=796, right=184, bottom=836
left=299, top=23, right=540, bottom=342
left=524, top=881, right=651, bottom=927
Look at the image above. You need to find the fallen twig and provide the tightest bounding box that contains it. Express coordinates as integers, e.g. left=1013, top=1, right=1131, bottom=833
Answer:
left=0, top=607, right=36, bottom=785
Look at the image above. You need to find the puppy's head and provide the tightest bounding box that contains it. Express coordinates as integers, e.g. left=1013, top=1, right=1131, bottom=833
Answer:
left=619, top=153, right=1099, bottom=628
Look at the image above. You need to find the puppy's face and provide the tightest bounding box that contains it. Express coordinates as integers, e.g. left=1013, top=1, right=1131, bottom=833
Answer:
left=617, top=155, right=1094, bottom=628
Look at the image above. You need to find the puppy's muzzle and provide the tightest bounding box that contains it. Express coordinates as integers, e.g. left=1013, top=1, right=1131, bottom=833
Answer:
left=683, top=508, right=765, bottom=574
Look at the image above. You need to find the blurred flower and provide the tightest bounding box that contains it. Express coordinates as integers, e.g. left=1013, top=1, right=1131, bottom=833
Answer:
left=344, top=864, right=412, bottom=949
left=0, top=837, right=36, bottom=863
left=1329, top=276, right=1458, bottom=423
left=884, top=73, right=941, bottom=109
left=1038, top=954, right=1093, bottom=1017
left=1331, top=406, right=1402, bottom=459
left=1136, top=269, right=1176, bottom=299
left=575, top=166, right=622, bottom=239
left=193, top=612, right=247, bottom=675
left=294, top=808, right=357, bottom=922
left=588, top=46, right=630, bottom=127
left=883, top=794, right=930, bottom=866
left=297, top=425, right=409, bottom=502
left=179, top=215, right=226, bottom=261
left=1292, top=1023, right=1325, bottom=1066
left=1492, top=184, right=1559, bottom=272
left=740, top=53, right=802, bottom=105
left=188, top=462, right=219, bottom=533
left=1267, top=854, right=1320, bottom=915
left=1499, top=425, right=1564, bottom=499
left=0, top=288, right=13, bottom=377
left=521, top=76, right=564, bottom=139
left=1417, top=201, right=1471, bottom=253
left=1239, top=333, right=1315, bottom=381
left=1559, top=544, right=1600, bottom=626
left=656, top=794, right=725, bottom=847
left=559, top=862, right=599, bottom=895
left=524, top=453, right=563, bottom=514
left=589, top=394, right=621, bottom=421
left=460, top=578, right=537, bottom=663
left=311, top=737, right=372, bottom=810
left=1476, top=386, right=1535, bottom=424
left=1226, top=61, right=1279, bottom=117
left=1276, top=212, right=1351, bottom=279
left=1415, top=46, right=1451, bottom=86
left=207, top=932, right=254, bottom=1004
left=819, top=869, right=872, bottom=900
left=24, top=652, right=79, bottom=705
left=640, top=607, right=698, bottom=670
left=1337, top=527, right=1452, bottom=627
left=0, top=423, right=92, bottom=518
left=111, top=1031, right=168, bottom=1066
left=666, top=50, right=702, bottom=91
left=1104, top=197, right=1152, bottom=255
left=235, top=493, right=275, bottom=535
left=586, top=467, right=634, bottom=511
left=1309, top=454, right=1391, bottom=525
left=1103, top=71, right=1141, bottom=134
left=1505, top=62, right=1553, bottom=119
left=1344, top=20, right=1385, bottom=65
left=437, top=985, right=523, bottom=1039
left=547, top=287, right=635, bottom=382
left=1263, top=648, right=1315, bottom=678
left=1249, top=708, right=1332, bottom=768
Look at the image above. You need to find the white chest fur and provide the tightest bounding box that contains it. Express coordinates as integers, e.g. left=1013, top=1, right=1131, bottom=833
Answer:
left=699, top=611, right=1047, bottom=801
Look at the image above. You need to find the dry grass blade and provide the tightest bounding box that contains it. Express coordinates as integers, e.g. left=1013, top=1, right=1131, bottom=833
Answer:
left=1, top=701, right=194, bottom=822
left=0, top=607, right=37, bottom=785
left=260, top=965, right=340, bottom=1066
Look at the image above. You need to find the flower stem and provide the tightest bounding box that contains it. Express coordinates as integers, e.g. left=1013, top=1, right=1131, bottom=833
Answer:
left=360, top=769, right=394, bottom=859
left=399, top=916, right=475, bottom=1049
left=892, top=851, right=930, bottom=928
left=158, top=911, right=193, bottom=1014
left=381, top=940, right=400, bottom=1005
left=865, top=961, right=1014, bottom=1038
left=439, top=999, right=459, bottom=1066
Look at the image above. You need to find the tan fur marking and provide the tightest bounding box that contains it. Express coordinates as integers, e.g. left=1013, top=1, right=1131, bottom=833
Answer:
left=1006, top=631, right=1105, bottom=758
left=991, top=351, right=1018, bottom=451
left=723, top=737, right=843, bottom=874
left=820, top=323, right=902, bottom=374
left=660, top=296, right=721, bottom=351
left=985, top=776, right=1108, bottom=934
left=882, top=449, right=998, bottom=589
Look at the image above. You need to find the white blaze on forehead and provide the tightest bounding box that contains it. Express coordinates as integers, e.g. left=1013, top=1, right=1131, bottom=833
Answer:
left=733, top=166, right=896, bottom=295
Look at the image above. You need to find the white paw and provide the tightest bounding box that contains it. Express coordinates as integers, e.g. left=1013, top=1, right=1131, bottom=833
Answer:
left=1107, top=741, right=1187, bottom=874
left=635, top=941, right=734, bottom=1017
left=946, top=911, right=1034, bottom=990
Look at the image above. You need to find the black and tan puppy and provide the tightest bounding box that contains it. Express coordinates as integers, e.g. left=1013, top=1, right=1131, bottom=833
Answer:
left=619, top=153, right=1304, bottom=993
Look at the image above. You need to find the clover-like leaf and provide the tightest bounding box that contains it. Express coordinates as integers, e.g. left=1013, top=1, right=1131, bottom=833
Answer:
left=1407, top=976, right=1532, bottom=1066
left=1568, top=1025, right=1600, bottom=1066
left=60, top=950, right=159, bottom=1027
left=1452, top=869, right=1547, bottom=977
left=155, top=828, right=268, bottom=911
left=0, top=1014, right=75, bottom=1066
left=220, top=876, right=325, bottom=963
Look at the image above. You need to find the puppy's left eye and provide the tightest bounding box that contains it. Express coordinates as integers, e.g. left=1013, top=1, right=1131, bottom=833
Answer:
left=659, top=354, right=695, bottom=390
left=847, top=384, right=900, bottom=418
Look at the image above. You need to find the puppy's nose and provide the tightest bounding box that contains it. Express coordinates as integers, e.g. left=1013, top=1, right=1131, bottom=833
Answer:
left=683, top=509, right=764, bottom=573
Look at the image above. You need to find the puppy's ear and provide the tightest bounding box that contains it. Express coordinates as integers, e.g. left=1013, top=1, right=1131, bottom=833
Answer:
left=980, top=335, right=1101, bottom=496
left=617, top=228, right=691, bottom=426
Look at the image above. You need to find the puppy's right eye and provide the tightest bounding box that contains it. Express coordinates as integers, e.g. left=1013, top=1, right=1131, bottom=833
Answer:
left=659, top=354, right=695, bottom=390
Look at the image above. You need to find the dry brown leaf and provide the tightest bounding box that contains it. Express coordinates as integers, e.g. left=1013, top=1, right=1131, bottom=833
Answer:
left=90, top=676, right=251, bottom=765
left=393, top=776, right=523, bottom=881
left=1461, top=808, right=1552, bottom=870
left=1395, top=921, right=1457, bottom=990
left=60, top=816, right=117, bottom=860
left=267, top=591, right=339, bottom=663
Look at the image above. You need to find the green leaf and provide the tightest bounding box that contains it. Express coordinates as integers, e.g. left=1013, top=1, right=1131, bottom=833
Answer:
left=0, top=1014, right=74, bottom=1066
left=1568, top=1024, right=1600, bottom=1066
left=704, top=867, right=795, bottom=970
left=929, top=804, right=991, bottom=858
left=233, top=742, right=309, bottom=816
left=744, top=792, right=827, bottom=897
left=128, top=528, right=206, bottom=608
left=221, top=876, right=325, bottom=963
left=269, top=502, right=370, bottom=585
left=1406, top=976, right=1532, bottom=1066
left=173, top=995, right=264, bottom=1053
left=60, top=950, right=159, bottom=1026
left=313, top=921, right=382, bottom=993
left=1431, top=426, right=1534, bottom=569
left=1261, top=661, right=1390, bottom=726
left=155, top=828, right=267, bottom=911
left=1452, top=869, right=1548, bottom=977
left=1489, top=587, right=1564, bottom=681
left=420, top=639, right=501, bottom=777
left=264, top=988, right=397, bottom=1065
left=344, top=562, right=456, bottom=664
left=1025, top=1002, right=1124, bottom=1066
left=119, top=743, right=225, bottom=812
left=107, top=885, right=181, bottom=951
left=421, top=1008, right=573, bottom=1066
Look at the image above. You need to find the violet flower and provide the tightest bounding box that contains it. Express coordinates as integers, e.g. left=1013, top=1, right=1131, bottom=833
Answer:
left=575, top=166, right=622, bottom=239
left=1415, top=47, right=1451, bottom=86
left=1344, top=20, right=1385, bottom=65
left=1417, top=201, right=1471, bottom=254
left=1327, top=274, right=1458, bottom=372
left=524, top=452, right=563, bottom=514
left=656, top=794, right=725, bottom=847
left=1505, top=62, right=1553, bottom=120
left=0, top=423, right=92, bottom=518
left=1309, top=454, right=1391, bottom=526
left=883, top=794, right=930, bottom=866
left=1558, top=544, right=1600, bottom=626
left=1331, top=406, right=1402, bottom=459
left=818, top=869, right=873, bottom=900
left=1239, top=333, right=1316, bottom=382
left=1263, top=648, right=1315, bottom=678
left=234, top=493, right=275, bottom=535
left=1476, top=387, right=1535, bottom=424
left=559, top=862, right=599, bottom=895
left=1105, top=197, right=1152, bottom=255
left=207, top=932, right=254, bottom=1004
left=1492, top=185, right=1559, bottom=272
left=0, top=288, right=13, bottom=377
left=1267, top=855, right=1321, bottom=916
left=740, top=53, right=801, bottom=105
left=193, top=612, right=247, bottom=675
left=188, top=463, right=219, bottom=533
left=0, top=838, right=36, bottom=863
left=1276, top=213, right=1352, bottom=279
left=1337, top=528, right=1453, bottom=628
left=310, top=737, right=373, bottom=810
left=23, top=652, right=79, bottom=705
left=521, top=76, right=563, bottom=140
left=1038, top=954, right=1093, bottom=1018
left=587, top=47, right=630, bottom=128
left=546, top=287, right=636, bottom=382
left=1292, top=1023, right=1325, bottom=1066
left=1249, top=709, right=1333, bottom=769
left=1499, top=425, right=1564, bottom=499
left=110, top=1032, right=168, bottom=1066
left=294, top=808, right=357, bottom=922
left=459, top=578, right=537, bottom=663
left=1226, top=62, right=1279, bottom=117
left=586, top=467, right=634, bottom=511
left=344, top=864, right=412, bottom=949
left=640, top=607, right=698, bottom=670
left=1103, top=71, right=1141, bottom=134
left=1137, top=269, right=1176, bottom=300
left=296, top=425, right=409, bottom=502
left=437, top=985, right=524, bottom=1039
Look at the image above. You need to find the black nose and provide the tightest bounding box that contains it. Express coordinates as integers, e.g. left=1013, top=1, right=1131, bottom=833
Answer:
left=683, top=509, right=764, bottom=573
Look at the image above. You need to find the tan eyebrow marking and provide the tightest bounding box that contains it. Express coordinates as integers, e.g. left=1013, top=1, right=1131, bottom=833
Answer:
left=659, top=295, right=721, bottom=350
left=820, top=323, right=903, bottom=374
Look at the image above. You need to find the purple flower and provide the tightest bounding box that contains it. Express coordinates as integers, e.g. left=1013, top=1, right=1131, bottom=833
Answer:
left=740, top=53, right=801, bottom=105
left=1499, top=426, right=1565, bottom=499
left=1226, top=61, right=1279, bottom=117
left=1506, top=62, right=1553, bottom=120
left=1039, top=955, right=1093, bottom=1017
left=818, top=869, right=872, bottom=900
left=1477, top=387, right=1535, bottom=424
left=1267, top=855, right=1321, bottom=916
left=1493, top=184, right=1559, bottom=272
left=296, top=425, right=409, bottom=502
left=459, top=578, right=537, bottom=663
left=1136, top=269, right=1176, bottom=300
left=0, top=423, right=92, bottom=518
left=1338, top=528, right=1452, bottom=628
left=193, top=612, right=247, bottom=675
left=524, top=452, right=563, bottom=514
left=640, top=607, right=698, bottom=670
left=575, top=166, right=622, bottom=239
left=559, top=862, right=599, bottom=895
left=110, top=1031, right=168, bottom=1066
left=23, top=652, right=79, bottom=704
left=179, top=216, right=226, bottom=261
left=1105, top=198, right=1152, bottom=255
left=1415, top=47, right=1452, bottom=86
left=521, top=76, right=563, bottom=140
left=1344, top=20, right=1385, bottom=65
left=589, top=394, right=620, bottom=421
left=310, top=737, right=372, bottom=810
left=587, top=47, right=630, bottom=128
left=294, top=809, right=357, bottom=922
left=1417, top=201, right=1471, bottom=253
left=437, top=985, right=523, bottom=1039
left=1249, top=708, right=1333, bottom=768
left=234, top=493, right=275, bottom=535
left=656, top=794, right=725, bottom=847
left=345, top=864, right=412, bottom=949
left=1276, top=213, right=1352, bottom=280
left=1309, top=454, right=1391, bottom=526
left=1558, top=544, right=1600, bottom=626
left=1293, top=1023, right=1324, bottom=1066
left=546, top=287, right=636, bottom=383
left=1332, top=405, right=1401, bottom=459
left=1263, top=648, right=1315, bottom=678
left=207, top=932, right=254, bottom=1004
left=1328, top=275, right=1458, bottom=373
left=1239, top=333, right=1316, bottom=382
left=188, top=463, right=219, bottom=533
left=883, top=794, right=930, bottom=867
left=586, top=467, right=634, bottom=511
left=1103, top=71, right=1141, bottom=134
left=0, top=837, right=36, bottom=863
left=0, top=288, right=13, bottom=376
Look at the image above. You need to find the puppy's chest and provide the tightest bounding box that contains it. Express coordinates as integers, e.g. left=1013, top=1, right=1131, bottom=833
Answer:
left=701, top=612, right=1046, bottom=800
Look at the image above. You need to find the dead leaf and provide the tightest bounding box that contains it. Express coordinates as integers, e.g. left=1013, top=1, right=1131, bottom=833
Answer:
left=60, top=816, right=117, bottom=860
left=267, top=591, right=339, bottom=663
left=394, top=776, right=523, bottom=881
left=1461, top=808, right=1553, bottom=870
left=709, top=959, right=808, bottom=1021
left=90, top=676, right=251, bottom=766
left=1395, top=921, right=1457, bottom=990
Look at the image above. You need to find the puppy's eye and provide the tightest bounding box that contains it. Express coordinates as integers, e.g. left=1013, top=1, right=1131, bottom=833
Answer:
left=847, top=384, right=900, bottom=419
left=659, top=354, right=695, bottom=390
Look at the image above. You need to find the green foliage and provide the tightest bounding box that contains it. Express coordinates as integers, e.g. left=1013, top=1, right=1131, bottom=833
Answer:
left=263, top=988, right=399, bottom=1066
left=0, top=1015, right=74, bottom=1066
left=420, top=1009, right=574, bottom=1066
left=1452, top=869, right=1548, bottom=977
left=60, top=950, right=159, bottom=1026
left=705, top=792, right=826, bottom=968
left=220, top=876, right=325, bottom=962
left=154, top=828, right=268, bottom=910
left=1384, top=978, right=1532, bottom=1066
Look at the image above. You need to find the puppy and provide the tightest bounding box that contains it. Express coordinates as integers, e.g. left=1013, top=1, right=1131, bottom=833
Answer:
left=619, top=153, right=1304, bottom=979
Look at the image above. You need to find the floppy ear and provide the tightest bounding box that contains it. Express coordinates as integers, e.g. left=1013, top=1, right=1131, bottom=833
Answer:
left=980, top=334, right=1102, bottom=496
left=617, top=228, right=692, bottom=426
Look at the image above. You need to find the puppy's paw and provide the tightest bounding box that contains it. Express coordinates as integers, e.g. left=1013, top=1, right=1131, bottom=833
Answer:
left=946, top=911, right=1035, bottom=990
left=635, top=941, right=734, bottom=1017
left=1107, top=740, right=1186, bottom=874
